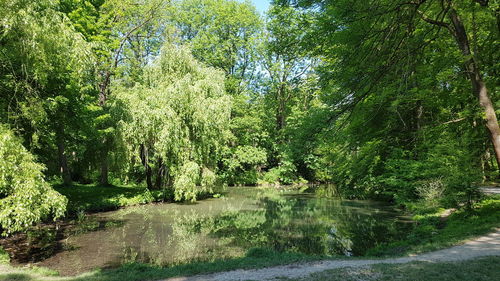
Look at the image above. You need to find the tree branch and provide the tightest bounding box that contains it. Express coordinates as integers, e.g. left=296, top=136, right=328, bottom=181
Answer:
left=416, top=9, right=450, bottom=29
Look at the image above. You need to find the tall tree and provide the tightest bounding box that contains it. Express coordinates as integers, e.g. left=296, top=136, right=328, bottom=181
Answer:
left=260, top=5, right=315, bottom=133
left=290, top=0, right=500, bottom=169
left=169, top=0, right=269, bottom=185
left=61, top=0, right=169, bottom=185
left=113, top=43, right=232, bottom=200
left=0, top=0, right=93, bottom=185
left=170, top=0, right=262, bottom=91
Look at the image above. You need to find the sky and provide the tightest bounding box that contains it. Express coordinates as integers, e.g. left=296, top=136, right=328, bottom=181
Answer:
left=250, top=0, right=270, bottom=14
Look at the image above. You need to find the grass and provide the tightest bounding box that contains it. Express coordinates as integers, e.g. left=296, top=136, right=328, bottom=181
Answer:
left=1, top=253, right=499, bottom=281
left=72, top=249, right=321, bottom=281
left=53, top=183, right=158, bottom=214
left=367, top=196, right=500, bottom=256
left=0, top=249, right=321, bottom=281
left=278, top=256, right=500, bottom=281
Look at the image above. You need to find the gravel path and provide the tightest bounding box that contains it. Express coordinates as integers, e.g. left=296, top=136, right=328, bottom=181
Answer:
left=164, top=229, right=500, bottom=281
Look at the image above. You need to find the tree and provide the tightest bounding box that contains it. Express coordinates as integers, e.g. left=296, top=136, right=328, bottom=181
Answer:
left=412, top=0, right=500, bottom=170
left=0, top=0, right=93, bottom=185
left=113, top=43, right=232, bottom=200
left=273, top=0, right=498, bottom=200
left=291, top=0, right=500, bottom=170
left=0, top=125, right=67, bottom=235
left=61, top=0, right=169, bottom=185
left=169, top=0, right=269, bottom=185
left=260, top=5, right=314, bottom=133
left=170, top=0, right=262, bottom=90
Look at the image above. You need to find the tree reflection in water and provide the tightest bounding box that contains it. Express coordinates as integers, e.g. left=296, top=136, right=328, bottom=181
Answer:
left=29, top=186, right=410, bottom=275
left=110, top=187, right=408, bottom=266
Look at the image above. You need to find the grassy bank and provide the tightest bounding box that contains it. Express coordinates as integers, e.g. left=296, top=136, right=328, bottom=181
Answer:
left=1, top=192, right=498, bottom=281
left=282, top=256, right=500, bottom=281
left=0, top=249, right=320, bottom=281
left=54, top=184, right=158, bottom=214
left=1, top=252, right=499, bottom=281
left=367, top=196, right=500, bottom=256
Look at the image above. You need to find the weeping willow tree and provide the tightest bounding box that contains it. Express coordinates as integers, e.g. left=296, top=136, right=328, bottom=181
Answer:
left=0, top=0, right=93, bottom=185
left=0, top=126, right=67, bottom=235
left=113, top=43, right=232, bottom=201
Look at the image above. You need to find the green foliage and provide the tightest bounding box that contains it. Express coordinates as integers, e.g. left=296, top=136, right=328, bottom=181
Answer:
left=271, top=0, right=500, bottom=208
left=0, top=0, right=97, bottom=185
left=1, top=3, right=500, bottom=277
left=221, top=145, right=267, bottom=185
left=169, top=0, right=270, bottom=187
left=0, top=126, right=67, bottom=235
left=170, top=0, right=261, bottom=80
left=259, top=154, right=306, bottom=185
left=173, top=162, right=217, bottom=202
left=0, top=246, right=9, bottom=264
left=113, top=43, right=231, bottom=200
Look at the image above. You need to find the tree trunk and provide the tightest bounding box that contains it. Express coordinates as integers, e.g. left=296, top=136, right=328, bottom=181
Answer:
left=482, top=144, right=491, bottom=181
left=99, top=151, right=109, bottom=186
left=98, top=71, right=111, bottom=186
left=154, top=157, right=165, bottom=189
left=140, top=144, right=153, bottom=190
left=448, top=5, right=500, bottom=170
left=56, top=134, right=71, bottom=185
left=276, top=83, right=286, bottom=132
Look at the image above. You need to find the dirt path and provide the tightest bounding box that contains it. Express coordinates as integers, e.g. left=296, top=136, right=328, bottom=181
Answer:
left=480, top=187, right=500, bottom=194
left=165, top=229, right=500, bottom=281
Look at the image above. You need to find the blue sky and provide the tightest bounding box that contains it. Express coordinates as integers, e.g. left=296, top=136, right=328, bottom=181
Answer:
left=250, top=0, right=270, bottom=14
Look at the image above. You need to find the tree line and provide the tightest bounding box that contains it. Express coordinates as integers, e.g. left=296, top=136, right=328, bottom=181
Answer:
left=0, top=0, right=498, bottom=234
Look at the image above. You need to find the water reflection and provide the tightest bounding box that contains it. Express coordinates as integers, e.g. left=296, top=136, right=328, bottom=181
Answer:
left=32, top=186, right=410, bottom=275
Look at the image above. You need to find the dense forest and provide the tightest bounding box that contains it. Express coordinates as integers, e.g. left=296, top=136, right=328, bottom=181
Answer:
left=0, top=0, right=499, bottom=237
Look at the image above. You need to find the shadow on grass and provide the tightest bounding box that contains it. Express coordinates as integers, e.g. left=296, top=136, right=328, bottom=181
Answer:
left=54, top=184, right=156, bottom=214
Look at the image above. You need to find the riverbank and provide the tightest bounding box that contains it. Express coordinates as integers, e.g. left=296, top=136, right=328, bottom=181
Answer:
left=1, top=229, right=498, bottom=281
left=367, top=196, right=500, bottom=256
left=0, top=194, right=498, bottom=281
left=163, top=229, right=500, bottom=281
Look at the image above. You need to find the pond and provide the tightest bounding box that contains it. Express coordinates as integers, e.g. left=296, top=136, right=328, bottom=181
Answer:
left=15, top=186, right=412, bottom=275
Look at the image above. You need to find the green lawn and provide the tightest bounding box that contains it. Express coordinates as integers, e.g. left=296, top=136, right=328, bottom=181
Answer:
left=278, top=256, right=500, bottom=281
left=53, top=184, right=158, bottom=214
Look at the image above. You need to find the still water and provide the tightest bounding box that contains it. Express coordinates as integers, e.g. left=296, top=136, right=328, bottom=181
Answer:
left=34, top=186, right=411, bottom=275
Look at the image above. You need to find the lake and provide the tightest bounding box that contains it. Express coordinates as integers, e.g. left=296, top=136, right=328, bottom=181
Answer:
left=27, top=186, right=411, bottom=275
